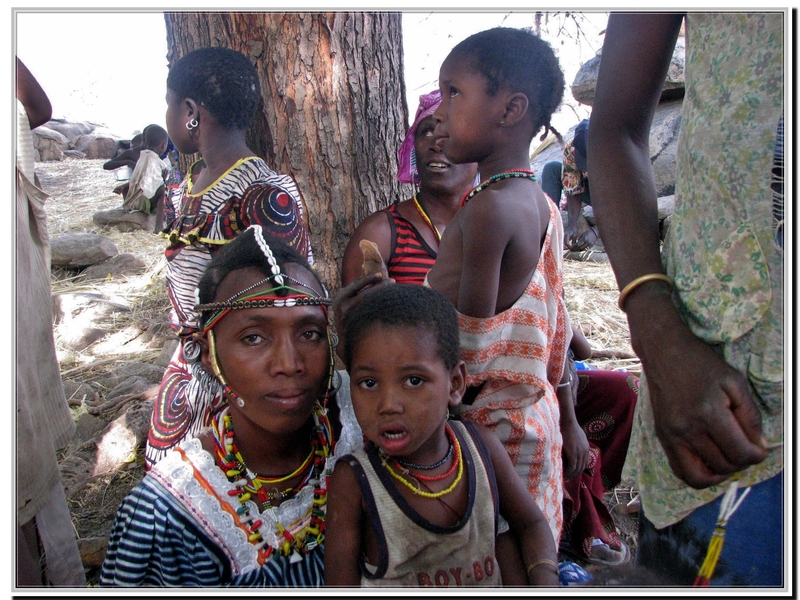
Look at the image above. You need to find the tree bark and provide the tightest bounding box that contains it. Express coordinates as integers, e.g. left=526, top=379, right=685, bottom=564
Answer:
left=164, top=12, right=408, bottom=292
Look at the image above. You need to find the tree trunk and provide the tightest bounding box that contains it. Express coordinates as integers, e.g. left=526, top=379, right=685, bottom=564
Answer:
left=164, top=12, right=408, bottom=292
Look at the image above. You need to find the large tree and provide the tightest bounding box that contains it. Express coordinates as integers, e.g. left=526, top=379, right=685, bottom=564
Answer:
left=164, top=12, right=408, bottom=292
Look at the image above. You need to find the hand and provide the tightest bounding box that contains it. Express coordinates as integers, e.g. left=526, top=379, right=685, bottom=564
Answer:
left=564, top=220, right=579, bottom=250
left=631, top=303, right=768, bottom=489
left=561, top=416, right=591, bottom=481
left=566, top=225, right=598, bottom=251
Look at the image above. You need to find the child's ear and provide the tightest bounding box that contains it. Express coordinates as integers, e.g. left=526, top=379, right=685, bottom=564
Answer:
left=448, top=361, right=468, bottom=409
left=501, top=92, right=529, bottom=128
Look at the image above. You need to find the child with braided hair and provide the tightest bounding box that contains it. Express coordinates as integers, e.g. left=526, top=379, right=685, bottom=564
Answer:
left=425, top=27, right=571, bottom=547
left=147, top=46, right=313, bottom=468
left=101, top=226, right=362, bottom=586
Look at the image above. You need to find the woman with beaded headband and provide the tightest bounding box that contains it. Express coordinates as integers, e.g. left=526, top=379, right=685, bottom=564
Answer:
left=101, top=226, right=362, bottom=586
left=147, top=46, right=314, bottom=468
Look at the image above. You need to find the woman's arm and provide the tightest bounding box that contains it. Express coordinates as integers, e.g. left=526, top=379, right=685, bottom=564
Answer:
left=474, top=425, right=558, bottom=586
left=16, top=58, right=51, bottom=129
left=589, top=13, right=767, bottom=489
left=323, top=461, right=365, bottom=586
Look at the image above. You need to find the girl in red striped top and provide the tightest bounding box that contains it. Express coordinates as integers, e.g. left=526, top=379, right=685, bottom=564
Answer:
left=341, top=90, right=477, bottom=287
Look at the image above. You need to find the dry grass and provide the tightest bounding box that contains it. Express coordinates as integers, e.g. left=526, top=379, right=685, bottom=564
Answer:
left=40, top=159, right=172, bottom=376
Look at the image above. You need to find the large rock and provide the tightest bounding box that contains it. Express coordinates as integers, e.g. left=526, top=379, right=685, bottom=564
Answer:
left=78, top=253, right=147, bottom=281
left=570, top=37, right=685, bottom=106
left=649, top=100, right=683, bottom=198
left=32, top=126, right=69, bottom=162
left=73, top=134, right=117, bottom=159
left=93, top=207, right=152, bottom=232
left=44, top=119, right=94, bottom=142
left=50, top=233, right=118, bottom=268
left=531, top=101, right=682, bottom=200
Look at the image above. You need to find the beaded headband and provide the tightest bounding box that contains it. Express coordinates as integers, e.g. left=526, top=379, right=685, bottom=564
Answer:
left=196, top=224, right=331, bottom=335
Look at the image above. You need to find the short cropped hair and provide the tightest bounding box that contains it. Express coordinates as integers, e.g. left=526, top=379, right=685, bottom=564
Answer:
left=144, top=125, right=169, bottom=147
left=448, top=27, right=564, bottom=140
left=167, top=46, right=262, bottom=130
left=343, top=284, right=460, bottom=371
left=197, top=227, right=324, bottom=327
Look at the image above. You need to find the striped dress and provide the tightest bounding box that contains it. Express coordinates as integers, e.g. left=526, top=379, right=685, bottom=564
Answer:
left=146, top=157, right=311, bottom=468
left=452, top=199, right=570, bottom=546
left=383, top=201, right=437, bottom=285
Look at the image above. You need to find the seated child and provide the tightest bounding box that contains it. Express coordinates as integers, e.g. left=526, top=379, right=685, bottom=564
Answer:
left=324, top=284, right=559, bottom=587
left=425, top=27, right=569, bottom=546
left=120, top=125, right=170, bottom=229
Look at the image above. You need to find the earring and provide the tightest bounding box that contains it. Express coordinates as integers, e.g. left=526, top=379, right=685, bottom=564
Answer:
left=236, top=397, right=245, bottom=408
left=186, top=118, right=199, bottom=131
left=329, top=332, right=339, bottom=349
left=207, top=330, right=228, bottom=387
left=500, top=120, right=506, bottom=126
left=182, top=338, right=201, bottom=362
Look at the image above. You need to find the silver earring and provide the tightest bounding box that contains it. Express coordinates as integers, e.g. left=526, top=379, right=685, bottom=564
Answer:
left=182, top=339, right=201, bottom=362
left=186, top=118, right=199, bottom=131
left=236, top=397, right=245, bottom=408
left=329, top=332, right=339, bottom=349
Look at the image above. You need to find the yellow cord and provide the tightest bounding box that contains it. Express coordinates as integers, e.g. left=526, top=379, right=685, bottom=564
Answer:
left=382, top=436, right=463, bottom=499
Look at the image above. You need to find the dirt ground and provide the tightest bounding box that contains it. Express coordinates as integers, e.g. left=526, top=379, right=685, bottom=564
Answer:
left=39, top=158, right=641, bottom=586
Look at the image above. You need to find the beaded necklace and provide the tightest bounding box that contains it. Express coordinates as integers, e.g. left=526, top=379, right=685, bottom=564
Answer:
left=211, top=403, right=333, bottom=561
left=460, top=169, right=538, bottom=207
left=412, top=194, right=442, bottom=243
left=395, top=428, right=453, bottom=471
left=380, top=423, right=464, bottom=498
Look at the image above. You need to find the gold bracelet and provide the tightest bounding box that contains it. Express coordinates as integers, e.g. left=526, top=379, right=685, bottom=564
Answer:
left=526, top=558, right=559, bottom=577
left=618, top=273, right=674, bottom=312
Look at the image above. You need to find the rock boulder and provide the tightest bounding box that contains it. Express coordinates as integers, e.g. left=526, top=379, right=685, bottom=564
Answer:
left=50, top=233, right=119, bottom=268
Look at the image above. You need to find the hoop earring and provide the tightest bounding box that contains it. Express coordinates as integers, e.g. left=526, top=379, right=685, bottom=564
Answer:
left=186, top=118, right=199, bottom=131
left=182, top=338, right=201, bottom=362
left=207, top=330, right=228, bottom=387
left=236, top=397, right=245, bottom=408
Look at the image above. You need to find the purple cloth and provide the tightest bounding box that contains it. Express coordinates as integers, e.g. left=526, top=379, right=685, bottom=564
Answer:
left=397, top=90, right=442, bottom=184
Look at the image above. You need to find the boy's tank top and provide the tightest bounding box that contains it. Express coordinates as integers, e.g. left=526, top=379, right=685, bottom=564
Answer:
left=343, top=420, right=502, bottom=587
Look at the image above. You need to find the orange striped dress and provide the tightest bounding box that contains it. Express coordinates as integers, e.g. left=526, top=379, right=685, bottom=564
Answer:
left=454, top=199, right=570, bottom=545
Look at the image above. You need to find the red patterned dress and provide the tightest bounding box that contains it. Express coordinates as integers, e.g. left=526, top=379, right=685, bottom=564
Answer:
left=453, top=199, right=570, bottom=545
left=146, top=157, right=312, bottom=468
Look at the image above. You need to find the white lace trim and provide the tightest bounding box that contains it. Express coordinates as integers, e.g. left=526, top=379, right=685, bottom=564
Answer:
left=150, top=371, right=362, bottom=576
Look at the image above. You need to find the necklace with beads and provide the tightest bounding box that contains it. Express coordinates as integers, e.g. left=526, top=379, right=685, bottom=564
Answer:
left=412, top=194, right=442, bottom=243
left=211, top=403, right=334, bottom=561
left=460, top=169, right=538, bottom=207
left=379, top=422, right=464, bottom=498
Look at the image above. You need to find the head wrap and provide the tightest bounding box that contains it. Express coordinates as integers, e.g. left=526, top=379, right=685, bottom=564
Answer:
left=397, top=90, right=442, bottom=184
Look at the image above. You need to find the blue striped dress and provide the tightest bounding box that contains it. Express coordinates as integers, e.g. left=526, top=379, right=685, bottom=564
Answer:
left=103, top=383, right=363, bottom=587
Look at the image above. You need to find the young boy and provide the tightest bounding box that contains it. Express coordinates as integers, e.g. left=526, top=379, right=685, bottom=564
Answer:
left=425, top=27, right=570, bottom=546
left=119, top=124, right=170, bottom=231
left=324, top=284, right=559, bottom=587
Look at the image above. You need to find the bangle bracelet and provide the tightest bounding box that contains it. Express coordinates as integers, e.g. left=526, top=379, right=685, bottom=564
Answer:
left=557, top=375, right=572, bottom=389
left=527, top=558, right=559, bottom=577
left=618, top=273, right=674, bottom=312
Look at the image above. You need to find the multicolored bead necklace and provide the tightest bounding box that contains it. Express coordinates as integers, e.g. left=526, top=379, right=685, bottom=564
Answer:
left=460, top=169, right=538, bottom=207
left=412, top=194, right=442, bottom=243
left=211, top=403, right=334, bottom=561
left=380, top=423, right=463, bottom=498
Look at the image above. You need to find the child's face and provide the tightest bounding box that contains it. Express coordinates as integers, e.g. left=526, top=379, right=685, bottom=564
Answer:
left=349, top=323, right=465, bottom=464
left=414, top=115, right=478, bottom=194
left=433, top=54, right=506, bottom=165
left=201, top=266, right=331, bottom=436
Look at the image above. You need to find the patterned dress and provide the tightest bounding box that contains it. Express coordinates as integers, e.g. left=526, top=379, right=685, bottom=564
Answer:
left=623, top=12, right=784, bottom=530
left=102, top=374, right=362, bottom=586
left=146, top=157, right=312, bottom=467
left=453, top=199, right=570, bottom=546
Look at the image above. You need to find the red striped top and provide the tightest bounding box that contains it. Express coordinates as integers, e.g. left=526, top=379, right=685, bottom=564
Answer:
left=382, top=201, right=437, bottom=285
